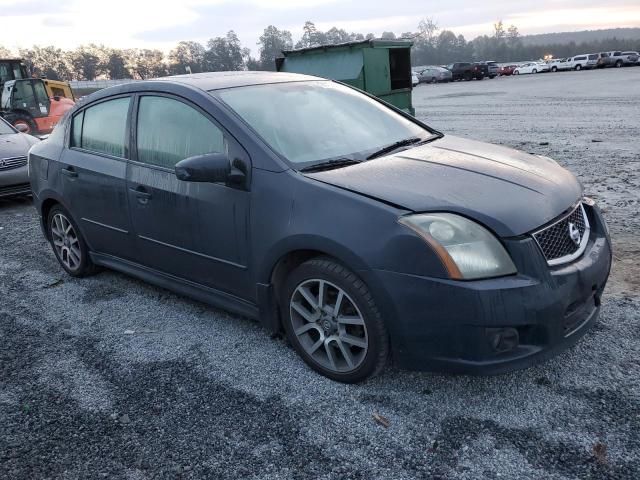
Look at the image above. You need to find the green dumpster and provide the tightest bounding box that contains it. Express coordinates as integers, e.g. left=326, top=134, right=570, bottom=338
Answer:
left=276, top=39, right=415, bottom=115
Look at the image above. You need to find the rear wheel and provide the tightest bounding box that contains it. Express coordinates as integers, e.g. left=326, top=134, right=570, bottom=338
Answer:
left=281, top=257, right=389, bottom=383
left=575, top=64, right=582, bottom=71
left=551, top=66, right=557, bottom=72
left=9, top=113, right=37, bottom=135
left=615, top=60, right=623, bottom=68
left=514, top=70, right=520, bottom=75
left=48, top=205, right=99, bottom=277
left=532, top=69, right=538, bottom=74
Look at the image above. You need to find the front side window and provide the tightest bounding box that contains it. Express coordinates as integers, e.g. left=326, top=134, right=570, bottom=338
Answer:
left=73, top=97, right=130, bottom=157
left=136, top=96, right=225, bottom=169
left=217, top=81, right=432, bottom=167
left=12, top=81, right=35, bottom=108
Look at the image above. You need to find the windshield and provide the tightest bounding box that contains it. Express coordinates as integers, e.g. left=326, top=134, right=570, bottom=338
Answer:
left=0, top=118, right=16, bottom=135
left=216, top=81, right=434, bottom=167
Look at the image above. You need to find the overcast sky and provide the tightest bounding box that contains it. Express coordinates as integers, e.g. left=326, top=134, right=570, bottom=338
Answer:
left=2, top=0, right=640, bottom=54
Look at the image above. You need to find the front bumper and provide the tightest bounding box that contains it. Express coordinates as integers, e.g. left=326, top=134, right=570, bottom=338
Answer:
left=0, top=165, right=30, bottom=198
left=363, top=203, right=612, bottom=374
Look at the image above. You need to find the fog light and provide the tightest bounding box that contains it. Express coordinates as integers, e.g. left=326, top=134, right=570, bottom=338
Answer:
left=486, top=328, right=519, bottom=353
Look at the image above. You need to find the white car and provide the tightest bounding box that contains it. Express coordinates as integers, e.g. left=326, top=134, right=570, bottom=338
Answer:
left=566, top=54, right=598, bottom=70
left=513, top=63, right=541, bottom=75
left=411, top=73, right=419, bottom=87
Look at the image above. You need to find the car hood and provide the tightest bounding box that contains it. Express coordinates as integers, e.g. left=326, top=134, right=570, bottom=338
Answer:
left=0, top=133, right=39, bottom=159
left=304, top=135, right=582, bottom=237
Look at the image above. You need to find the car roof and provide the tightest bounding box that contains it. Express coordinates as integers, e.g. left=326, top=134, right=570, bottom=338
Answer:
left=154, top=71, right=322, bottom=91
left=75, top=71, right=327, bottom=106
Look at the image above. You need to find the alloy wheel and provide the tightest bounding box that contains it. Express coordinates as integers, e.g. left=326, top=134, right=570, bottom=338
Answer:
left=289, top=279, right=368, bottom=373
left=51, top=213, right=82, bottom=271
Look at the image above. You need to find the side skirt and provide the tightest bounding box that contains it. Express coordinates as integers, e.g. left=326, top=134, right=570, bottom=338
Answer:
left=90, top=252, right=259, bottom=320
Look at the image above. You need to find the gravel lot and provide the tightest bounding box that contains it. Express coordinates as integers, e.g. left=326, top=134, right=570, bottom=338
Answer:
left=2, top=68, right=639, bottom=479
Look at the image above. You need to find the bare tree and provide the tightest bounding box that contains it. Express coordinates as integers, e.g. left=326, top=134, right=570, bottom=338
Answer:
left=418, top=18, right=439, bottom=46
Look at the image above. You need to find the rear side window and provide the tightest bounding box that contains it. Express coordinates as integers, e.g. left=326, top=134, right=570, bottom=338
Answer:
left=136, top=96, right=225, bottom=169
left=588, top=55, right=597, bottom=60
left=71, top=97, right=130, bottom=157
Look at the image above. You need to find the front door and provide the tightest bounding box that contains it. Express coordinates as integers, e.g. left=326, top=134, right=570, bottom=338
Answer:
left=60, top=95, right=135, bottom=260
left=126, top=94, right=250, bottom=298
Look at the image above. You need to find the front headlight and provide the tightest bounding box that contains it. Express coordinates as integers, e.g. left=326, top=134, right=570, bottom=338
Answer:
left=398, top=213, right=517, bottom=280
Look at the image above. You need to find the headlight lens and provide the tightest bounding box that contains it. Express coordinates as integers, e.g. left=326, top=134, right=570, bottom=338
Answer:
left=399, top=213, right=517, bottom=280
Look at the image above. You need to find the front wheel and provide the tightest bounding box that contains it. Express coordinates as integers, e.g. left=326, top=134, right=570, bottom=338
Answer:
left=9, top=113, right=37, bottom=135
left=575, top=65, right=582, bottom=71
left=281, top=257, right=389, bottom=383
left=615, top=60, right=623, bottom=68
left=48, top=205, right=99, bottom=277
left=514, top=70, right=520, bottom=75
left=551, top=66, right=557, bottom=72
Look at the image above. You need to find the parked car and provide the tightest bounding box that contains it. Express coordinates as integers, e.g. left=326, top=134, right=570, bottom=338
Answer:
left=566, top=54, right=598, bottom=70
left=411, top=73, right=419, bottom=87
left=446, top=62, right=484, bottom=81
left=513, top=63, right=541, bottom=75
left=547, top=58, right=570, bottom=72
left=0, top=116, right=39, bottom=198
left=599, top=51, right=638, bottom=68
left=29, top=72, right=612, bottom=383
left=472, top=62, right=490, bottom=79
left=497, top=64, right=517, bottom=76
left=416, top=66, right=452, bottom=83
left=621, top=51, right=640, bottom=65
left=479, top=61, right=499, bottom=78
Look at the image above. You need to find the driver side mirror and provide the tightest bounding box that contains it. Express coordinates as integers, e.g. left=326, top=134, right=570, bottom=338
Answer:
left=175, top=152, right=246, bottom=186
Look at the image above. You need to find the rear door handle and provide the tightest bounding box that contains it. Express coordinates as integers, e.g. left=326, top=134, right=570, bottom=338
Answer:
left=129, top=186, right=152, bottom=204
left=61, top=167, right=78, bottom=178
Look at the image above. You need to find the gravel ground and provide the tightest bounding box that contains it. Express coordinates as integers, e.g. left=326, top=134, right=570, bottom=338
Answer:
left=1, top=68, right=639, bottom=479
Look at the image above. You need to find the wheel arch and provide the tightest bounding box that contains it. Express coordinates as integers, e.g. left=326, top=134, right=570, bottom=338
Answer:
left=38, top=193, right=81, bottom=242
left=256, top=236, right=375, bottom=335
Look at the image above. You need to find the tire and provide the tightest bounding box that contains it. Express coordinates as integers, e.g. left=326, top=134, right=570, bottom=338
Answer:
left=431, top=77, right=436, bottom=84
left=575, top=65, right=582, bottom=71
left=47, top=205, right=99, bottom=277
left=280, top=257, right=389, bottom=383
left=9, top=113, right=37, bottom=135
left=551, top=66, right=557, bottom=72
left=532, top=69, right=537, bottom=74
left=514, top=70, right=519, bottom=75
left=615, top=60, right=623, bottom=68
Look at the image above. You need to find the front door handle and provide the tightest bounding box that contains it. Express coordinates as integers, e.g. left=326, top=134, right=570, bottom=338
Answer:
left=61, top=167, right=78, bottom=178
left=129, top=186, right=152, bottom=204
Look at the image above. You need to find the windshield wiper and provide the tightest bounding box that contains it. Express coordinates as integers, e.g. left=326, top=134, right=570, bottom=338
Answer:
left=366, top=136, right=428, bottom=160
left=299, top=158, right=362, bottom=173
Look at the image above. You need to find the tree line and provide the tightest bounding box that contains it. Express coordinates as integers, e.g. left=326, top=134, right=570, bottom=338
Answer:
left=2, top=20, right=639, bottom=81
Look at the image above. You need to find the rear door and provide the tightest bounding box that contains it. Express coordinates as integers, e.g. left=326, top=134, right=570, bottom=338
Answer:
left=126, top=93, right=251, bottom=298
left=59, top=95, right=136, bottom=259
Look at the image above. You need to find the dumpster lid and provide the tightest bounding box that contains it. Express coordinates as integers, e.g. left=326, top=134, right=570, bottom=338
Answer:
left=282, top=38, right=413, bottom=56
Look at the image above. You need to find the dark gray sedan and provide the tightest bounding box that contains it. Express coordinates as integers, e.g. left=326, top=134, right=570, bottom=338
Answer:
left=28, top=72, right=611, bottom=383
left=1, top=117, right=39, bottom=198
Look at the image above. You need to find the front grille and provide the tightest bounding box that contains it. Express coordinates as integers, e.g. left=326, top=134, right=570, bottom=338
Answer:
left=0, top=156, right=27, bottom=171
left=533, top=204, right=590, bottom=266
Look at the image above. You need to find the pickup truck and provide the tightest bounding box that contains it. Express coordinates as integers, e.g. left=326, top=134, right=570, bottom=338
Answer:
left=598, top=51, right=639, bottom=68
left=446, top=62, right=485, bottom=81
